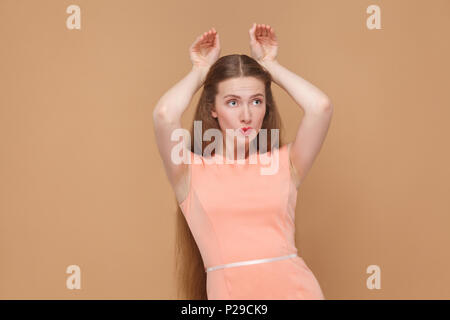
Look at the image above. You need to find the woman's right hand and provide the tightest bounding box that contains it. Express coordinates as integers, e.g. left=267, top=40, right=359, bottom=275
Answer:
left=189, top=27, right=221, bottom=73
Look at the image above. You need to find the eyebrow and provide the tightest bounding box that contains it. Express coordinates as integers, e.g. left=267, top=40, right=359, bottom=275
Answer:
left=223, top=93, right=264, bottom=99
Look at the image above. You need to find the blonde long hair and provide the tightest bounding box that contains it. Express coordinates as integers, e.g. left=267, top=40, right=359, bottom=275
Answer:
left=174, top=54, right=285, bottom=299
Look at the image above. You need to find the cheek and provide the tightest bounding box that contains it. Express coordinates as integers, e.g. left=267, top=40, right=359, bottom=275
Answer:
left=258, top=107, right=267, bottom=122
left=219, top=109, right=236, bottom=124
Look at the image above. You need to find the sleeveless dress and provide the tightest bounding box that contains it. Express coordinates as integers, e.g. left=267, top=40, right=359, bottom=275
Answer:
left=178, top=143, right=325, bottom=300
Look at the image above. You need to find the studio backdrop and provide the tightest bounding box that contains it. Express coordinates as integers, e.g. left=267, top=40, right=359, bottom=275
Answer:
left=1, top=0, right=449, bottom=299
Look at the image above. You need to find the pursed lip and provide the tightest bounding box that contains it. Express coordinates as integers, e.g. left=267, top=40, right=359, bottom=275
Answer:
left=239, top=127, right=254, bottom=135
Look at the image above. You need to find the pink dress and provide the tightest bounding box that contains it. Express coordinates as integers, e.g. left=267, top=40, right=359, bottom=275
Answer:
left=178, top=143, right=325, bottom=300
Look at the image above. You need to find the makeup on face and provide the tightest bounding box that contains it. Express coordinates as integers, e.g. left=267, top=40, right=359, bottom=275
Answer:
left=239, top=126, right=254, bottom=136
left=222, top=93, right=264, bottom=136
left=214, top=78, right=267, bottom=145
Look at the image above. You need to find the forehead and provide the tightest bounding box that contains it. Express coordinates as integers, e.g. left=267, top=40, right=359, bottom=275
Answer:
left=217, top=77, right=265, bottom=98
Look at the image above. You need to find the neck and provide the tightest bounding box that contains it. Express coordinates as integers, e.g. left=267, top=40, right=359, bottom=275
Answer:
left=215, top=139, right=259, bottom=161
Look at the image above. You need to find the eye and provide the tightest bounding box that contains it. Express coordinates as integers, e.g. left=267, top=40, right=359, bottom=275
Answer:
left=227, top=99, right=263, bottom=107
left=227, top=100, right=238, bottom=107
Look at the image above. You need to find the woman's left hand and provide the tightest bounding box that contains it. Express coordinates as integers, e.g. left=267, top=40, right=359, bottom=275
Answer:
left=248, top=23, right=278, bottom=64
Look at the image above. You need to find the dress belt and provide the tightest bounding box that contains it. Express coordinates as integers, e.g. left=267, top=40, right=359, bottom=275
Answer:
left=205, top=253, right=298, bottom=273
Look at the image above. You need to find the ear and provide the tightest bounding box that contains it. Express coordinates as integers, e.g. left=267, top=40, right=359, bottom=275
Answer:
left=211, top=109, right=218, bottom=118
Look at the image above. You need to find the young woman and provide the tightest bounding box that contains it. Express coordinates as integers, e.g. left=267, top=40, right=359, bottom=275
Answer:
left=153, top=23, right=333, bottom=300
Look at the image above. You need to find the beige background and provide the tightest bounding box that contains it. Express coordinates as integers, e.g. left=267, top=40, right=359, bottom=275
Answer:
left=1, top=0, right=449, bottom=299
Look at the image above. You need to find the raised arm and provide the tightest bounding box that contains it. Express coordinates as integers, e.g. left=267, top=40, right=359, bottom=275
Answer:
left=249, top=23, right=333, bottom=188
left=152, top=27, right=220, bottom=203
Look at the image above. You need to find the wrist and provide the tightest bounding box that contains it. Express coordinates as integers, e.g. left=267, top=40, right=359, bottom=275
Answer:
left=258, top=58, right=279, bottom=69
left=191, top=65, right=209, bottom=78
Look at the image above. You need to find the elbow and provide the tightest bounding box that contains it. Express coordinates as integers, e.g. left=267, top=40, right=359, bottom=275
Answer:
left=153, top=105, right=179, bottom=125
left=153, top=105, right=169, bottom=122
left=318, top=97, right=333, bottom=113
left=304, top=98, right=333, bottom=117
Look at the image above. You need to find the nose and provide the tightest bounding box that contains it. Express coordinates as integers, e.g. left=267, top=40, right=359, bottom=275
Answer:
left=240, top=104, right=252, bottom=124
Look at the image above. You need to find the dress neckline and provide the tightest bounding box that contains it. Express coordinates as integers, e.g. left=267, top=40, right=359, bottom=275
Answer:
left=199, top=146, right=281, bottom=167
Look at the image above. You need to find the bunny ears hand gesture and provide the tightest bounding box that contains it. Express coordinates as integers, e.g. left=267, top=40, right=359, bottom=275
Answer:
left=189, top=27, right=221, bottom=71
left=249, top=23, right=278, bottom=64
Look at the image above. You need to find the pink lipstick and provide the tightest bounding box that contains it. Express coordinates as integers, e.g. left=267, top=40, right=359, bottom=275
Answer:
left=239, top=127, right=254, bottom=136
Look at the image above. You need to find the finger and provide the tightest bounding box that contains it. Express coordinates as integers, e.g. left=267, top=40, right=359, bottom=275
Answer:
left=192, top=34, right=203, bottom=49
left=206, top=29, right=216, bottom=44
left=256, top=24, right=263, bottom=38
left=266, top=25, right=270, bottom=37
left=255, top=24, right=260, bottom=38
left=211, top=32, right=219, bottom=48
left=269, top=26, right=277, bottom=41
left=249, top=23, right=256, bottom=41
left=192, top=28, right=214, bottom=51
left=209, top=29, right=217, bottom=44
left=197, top=30, right=212, bottom=48
left=190, top=35, right=201, bottom=51
left=200, top=31, right=209, bottom=42
left=215, top=33, right=220, bottom=48
left=263, top=24, right=270, bottom=37
left=205, top=30, right=212, bottom=42
left=202, top=31, right=209, bottom=42
left=215, top=36, right=221, bottom=53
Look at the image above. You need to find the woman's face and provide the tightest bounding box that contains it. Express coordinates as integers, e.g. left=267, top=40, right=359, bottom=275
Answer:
left=212, top=76, right=266, bottom=151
